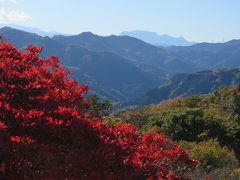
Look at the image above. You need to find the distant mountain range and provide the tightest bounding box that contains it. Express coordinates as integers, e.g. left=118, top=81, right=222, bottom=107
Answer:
left=52, top=32, right=240, bottom=79
left=130, top=68, right=240, bottom=105
left=0, top=23, right=67, bottom=37
left=0, top=27, right=160, bottom=102
left=120, top=30, right=196, bottom=47
left=1, top=26, right=240, bottom=104
left=52, top=32, right=182, bottom=79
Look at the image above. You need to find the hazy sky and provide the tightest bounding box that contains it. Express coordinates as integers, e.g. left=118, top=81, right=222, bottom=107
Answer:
left=0, top=0, right=239, bottom=42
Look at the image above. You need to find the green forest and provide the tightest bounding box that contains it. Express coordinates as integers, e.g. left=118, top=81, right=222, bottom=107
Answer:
left=106, top=87, right=240, bottom=179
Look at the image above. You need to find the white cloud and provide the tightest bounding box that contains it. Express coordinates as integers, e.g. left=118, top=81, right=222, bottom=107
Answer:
left=0, top=8, right=31, bottom=23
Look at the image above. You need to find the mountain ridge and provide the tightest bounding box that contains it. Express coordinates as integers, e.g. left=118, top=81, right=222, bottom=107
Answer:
left=120, top=30, right=196, bottom=46
left=0, top=24, right=67, bottom=37
left=1, top=27, right=240, bottom=104
left=129, top=68, right=240, bottom=106
left=0, top=27, right=160, bottom=102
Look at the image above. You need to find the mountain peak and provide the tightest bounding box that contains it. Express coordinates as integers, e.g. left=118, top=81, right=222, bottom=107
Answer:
left=0, top=23, right=67, bottom=37
left=0, top=26, right=12, bottom=30
left=120, top=30, right=196, bottom=47
left=79, top=31, right=96, bottom=36
left=0, top=26, right=41, bottom=38
left=0, top=26, right=23, bottom=33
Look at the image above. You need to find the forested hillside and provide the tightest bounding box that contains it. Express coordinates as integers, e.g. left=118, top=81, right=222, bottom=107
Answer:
left=131, top=68, right=240, bottom=105
left=113, top=87, right=240, bottom=179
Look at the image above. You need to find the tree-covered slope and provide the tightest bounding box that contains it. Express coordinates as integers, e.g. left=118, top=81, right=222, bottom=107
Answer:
left=116, top=87, right=240, bottom=179
left=132, top=68, right=240, bottom=105
left=166, top=40, right=240, bottom=71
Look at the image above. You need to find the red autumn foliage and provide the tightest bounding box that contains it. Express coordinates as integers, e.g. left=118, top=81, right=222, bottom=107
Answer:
left=0, top=41, right=197, bottom=179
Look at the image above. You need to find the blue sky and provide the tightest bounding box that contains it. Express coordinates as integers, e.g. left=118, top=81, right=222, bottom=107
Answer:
left=0, top=0, right=239, bottom=42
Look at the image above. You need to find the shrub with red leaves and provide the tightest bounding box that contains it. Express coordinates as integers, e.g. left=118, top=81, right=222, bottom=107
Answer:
left=0, top=41, right=197, bottom=179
